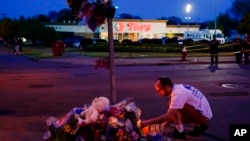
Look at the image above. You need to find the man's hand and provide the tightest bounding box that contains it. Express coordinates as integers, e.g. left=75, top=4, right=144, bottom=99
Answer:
left=140, top=120, right=150, bottom=128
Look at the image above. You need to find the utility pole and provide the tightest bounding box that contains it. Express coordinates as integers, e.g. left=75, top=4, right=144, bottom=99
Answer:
left=214, top=0, right=217, bottom=35
left=106, top=1, right=116, bottom=104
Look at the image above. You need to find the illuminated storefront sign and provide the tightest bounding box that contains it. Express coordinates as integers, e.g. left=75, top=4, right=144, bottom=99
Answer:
left=116, top=22, right=152, bottom=32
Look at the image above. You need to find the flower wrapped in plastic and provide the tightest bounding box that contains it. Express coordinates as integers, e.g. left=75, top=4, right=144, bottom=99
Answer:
left=104, top=97, right=145, bottom=141
left=94, top=57, right=110, bottom=69
left=66, top=0, right=115, bottom=31
left=43, top=97, right=151, bottom=141
left=43, top=107, right=86, bottom=141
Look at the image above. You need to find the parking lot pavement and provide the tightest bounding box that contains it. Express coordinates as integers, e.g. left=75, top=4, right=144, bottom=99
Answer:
left=39, top=53, right=236, bottom=66
left=1, top=47, right=248, bottom=141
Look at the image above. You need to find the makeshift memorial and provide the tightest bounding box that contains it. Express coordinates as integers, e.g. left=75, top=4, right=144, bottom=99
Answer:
left=66, top=0, right=113, bottom=31
left=43, top=97, right=167, bottom=141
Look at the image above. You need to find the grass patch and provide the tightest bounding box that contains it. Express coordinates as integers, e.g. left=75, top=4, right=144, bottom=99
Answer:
left=77, top=51, right=182, bottom=58
left=20, top=45, right=234, bottom=59
left=22, top=47, right=53, bottom=59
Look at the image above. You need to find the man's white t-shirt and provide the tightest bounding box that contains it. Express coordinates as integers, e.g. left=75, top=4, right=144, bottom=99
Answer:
left=169, top=84, right=213, bottom=119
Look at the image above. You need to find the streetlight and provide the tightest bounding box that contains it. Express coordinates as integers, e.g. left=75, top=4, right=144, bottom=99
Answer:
left=185, top=4, right=192, bottom=29
left=106, top=1, right=117, bottom=104
left=115, top=6, right=119, bottom=18
left=114, top=5, right=119, bottom=40
left=214, top=0, right=217, bottom=35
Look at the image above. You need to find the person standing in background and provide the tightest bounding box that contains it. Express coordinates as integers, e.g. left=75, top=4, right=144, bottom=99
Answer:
left=209, top=35, right=220, bottom=68
left=17, top=37, right=23, bottom=54
left=232, top=34, right=243, bottom=64
left=13, top=37, right=19, bottom=54
left=243, top=33, right=250, bottom=64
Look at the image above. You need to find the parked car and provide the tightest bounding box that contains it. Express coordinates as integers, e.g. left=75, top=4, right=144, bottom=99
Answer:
left=92, top=38, right=108, bottom=44
left=64, top=36, right=84, bottom=48
left=80, top=38, right=94, bottom=48
left=179, top=38, right=194, bottom=45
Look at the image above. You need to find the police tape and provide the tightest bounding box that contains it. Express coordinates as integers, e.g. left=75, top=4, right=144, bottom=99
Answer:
left=183, top=43, right=250, bottom=55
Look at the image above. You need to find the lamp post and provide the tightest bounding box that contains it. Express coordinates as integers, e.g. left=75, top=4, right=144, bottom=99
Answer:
left=214, top=0, right=217, bottom=35
left=115, top=6, right=119, bottom=18
left=185, top=4, right=192, bottom=30
left=106, top=1, right=117, bottom=104
left=114, top=5, right=119, bottom=40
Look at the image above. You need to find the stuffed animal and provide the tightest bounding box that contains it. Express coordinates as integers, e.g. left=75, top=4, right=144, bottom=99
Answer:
left=79, top=96, right=110, bottom=124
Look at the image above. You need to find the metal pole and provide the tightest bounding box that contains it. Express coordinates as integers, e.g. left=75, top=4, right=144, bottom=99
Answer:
left=214, top=0, right=217, bottom=35
left=107, top=4, right=116, bottom=104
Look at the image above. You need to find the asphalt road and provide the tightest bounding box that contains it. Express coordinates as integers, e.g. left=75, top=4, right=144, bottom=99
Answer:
left=1, top=47, right=250, bottom=141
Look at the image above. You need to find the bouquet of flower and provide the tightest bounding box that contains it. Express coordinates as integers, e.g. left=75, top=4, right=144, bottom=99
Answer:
left=94, top=58, right=110, bottom=69
left=43, top=107, right=85, bottom=141
left=66, top=0, right=115, bottom=31
left=43, top=97, right=148, bottom=141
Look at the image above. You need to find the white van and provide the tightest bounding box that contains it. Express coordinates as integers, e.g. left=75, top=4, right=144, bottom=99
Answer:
left=183, top=29, right=225, bottom=44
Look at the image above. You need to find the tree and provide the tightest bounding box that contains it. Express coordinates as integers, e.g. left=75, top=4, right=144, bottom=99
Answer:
left=37, top=14, right=50, bottom=22
left=48, top=11, right=58, bottom=22
left=57, top=8, right=74, bottom=22
left=119, top=13, right=133, bottom=19
left=0, top=18, right=13, bottom=40
left=133, top=16, right=142, bottom=19
left=166, top=16, right=182, bottom=25
left=216, top=13, right=238, bottom=37
left=238, top=13, right=250, bottom=34
left=118, top=13, right=141, bottom=19
left=229, top=0, right=250, bottom=20
left=25, top=17, right=61, bottom=45
left=199, top=23, right=208, bottom=30
left=228, top=0, right=250, bottom=34
left=204, top=12, right=238, bottom=37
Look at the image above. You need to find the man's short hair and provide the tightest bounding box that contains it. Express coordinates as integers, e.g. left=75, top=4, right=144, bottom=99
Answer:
left=157, top=76, right=173, bottom=87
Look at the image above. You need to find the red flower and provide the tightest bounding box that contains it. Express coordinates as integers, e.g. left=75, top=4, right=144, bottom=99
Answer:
left=67, top=0, right=111, bottom=31
left=94, top=58, right=110, bottom=69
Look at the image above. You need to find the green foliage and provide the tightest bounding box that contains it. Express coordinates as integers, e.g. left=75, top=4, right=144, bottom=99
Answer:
left=0, top=16, right=61, bottom=45
left=230, top=0, right=250, bottom=18
left=42, top=27, right=62, bottom=45
left=238, top=13, right=250, bottom=34
left=57, top=8, right=74, bottom=22
left=0, top=18, right=14, bottom=39
left=84, top=42, right=183, bottom=53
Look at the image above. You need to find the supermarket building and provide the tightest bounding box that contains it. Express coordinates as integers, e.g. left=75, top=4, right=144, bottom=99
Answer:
left=47, top=19, right=200, bottom=41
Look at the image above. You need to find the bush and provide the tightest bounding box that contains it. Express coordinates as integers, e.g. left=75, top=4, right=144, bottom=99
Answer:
left=84, top=43, right=108, bottom=52
left=83, top=40, right=233, bottom=54
left=80, top=38, right=93, bottom=48
left=150, top=39, right=162, bottom=45
left=121, top=39, right=132, bottom=45
left=183, top=38, right=194, bottom=46
left=166, top=37, right=178, bottom=44
left=138, top=38, right=151, bottom=44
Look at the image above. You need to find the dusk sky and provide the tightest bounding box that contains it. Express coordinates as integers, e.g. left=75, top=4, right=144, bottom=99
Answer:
left=0, top=0, right=233, bottom=22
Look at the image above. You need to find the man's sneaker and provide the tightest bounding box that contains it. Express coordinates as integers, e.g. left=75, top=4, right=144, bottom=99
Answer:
left=173, top=128, right=186, bottom=140
left=208, top=64, right=213, bottom=69
left=215, top=64, right=219, bottom=69
left=188, top=124, right=208, bottom=137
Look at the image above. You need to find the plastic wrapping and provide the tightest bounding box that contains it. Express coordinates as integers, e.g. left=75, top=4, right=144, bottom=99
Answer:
left=43, top=97, right=167, bottom=141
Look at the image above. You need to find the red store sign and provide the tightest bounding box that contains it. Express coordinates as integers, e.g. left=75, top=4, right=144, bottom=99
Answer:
left=116, top=22, right=152, bottom=32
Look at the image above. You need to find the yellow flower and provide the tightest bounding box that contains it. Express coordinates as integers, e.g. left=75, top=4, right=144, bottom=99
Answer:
left=63, top=125, right=71, bottom=133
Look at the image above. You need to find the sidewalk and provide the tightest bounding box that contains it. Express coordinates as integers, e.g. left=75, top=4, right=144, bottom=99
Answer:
left=39, top=52, right=236, bottom=66
left=0, top=47, right=239, bottom=141
left=0, top=46, right=236, bottom=66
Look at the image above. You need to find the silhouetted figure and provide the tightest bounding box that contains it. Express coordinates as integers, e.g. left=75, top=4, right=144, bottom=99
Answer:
left=243, top=33, right=250, bottom=64
left=232, top=34, right=243, bottom=64
left=209, top=35, right=219, bottom=67
left=13, top=37, right=22, bottom=55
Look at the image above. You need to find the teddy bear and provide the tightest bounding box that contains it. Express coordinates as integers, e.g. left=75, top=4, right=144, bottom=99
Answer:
left=78, top=96, right=110, bottom=125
